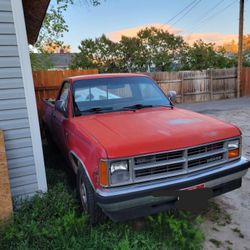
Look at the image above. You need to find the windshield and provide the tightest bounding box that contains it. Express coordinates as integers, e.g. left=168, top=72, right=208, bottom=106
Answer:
left=72, top=76, right=171, bottom=115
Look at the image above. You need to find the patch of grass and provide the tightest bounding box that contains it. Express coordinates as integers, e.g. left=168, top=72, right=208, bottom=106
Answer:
left=209, top=238, right=222, bottom=248
left=232, top=227, right=244, bottom=238
left=0, top=165, right=204, bottom=250
left=205, top=201, right=231, bottom=226
left=225, top=240, right=233, bottom=245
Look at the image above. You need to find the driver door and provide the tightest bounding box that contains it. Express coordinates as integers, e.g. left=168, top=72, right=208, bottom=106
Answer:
left=52, top=81, right=70, bottom=154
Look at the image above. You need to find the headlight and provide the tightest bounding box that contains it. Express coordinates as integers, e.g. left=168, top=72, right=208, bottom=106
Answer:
left=99, top=160, right=131, bottom=187
left=227, top=139, right=240, bottom=159
left=110, top=161, right=130, bottom=185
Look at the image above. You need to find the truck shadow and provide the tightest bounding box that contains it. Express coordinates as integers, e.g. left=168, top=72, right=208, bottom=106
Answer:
left=42, top=139, right=76, bottom=192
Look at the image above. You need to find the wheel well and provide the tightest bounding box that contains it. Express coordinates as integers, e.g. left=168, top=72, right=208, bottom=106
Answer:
left=69, top=153, right=79, bottom=174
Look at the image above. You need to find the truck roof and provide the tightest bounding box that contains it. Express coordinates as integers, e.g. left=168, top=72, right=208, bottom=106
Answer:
left=68, top=73, right=148, bottom=82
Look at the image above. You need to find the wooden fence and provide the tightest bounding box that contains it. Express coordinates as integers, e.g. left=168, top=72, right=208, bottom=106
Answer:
left=242, top=67, right=250, bottom=96
left=32, top=68, right=242, bottom=121
left=145, top=68, right=237, bottom=103
left=33, top=69, right=98, bottom=117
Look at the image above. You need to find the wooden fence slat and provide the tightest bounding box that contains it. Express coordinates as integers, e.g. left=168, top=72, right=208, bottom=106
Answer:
left=33, top=68, right=242, bottom=123
left=242, top=67, right=250, bottom=96
left=146, top=68, right=237, bottom=103
left=32, top=69, right=98, bottom=120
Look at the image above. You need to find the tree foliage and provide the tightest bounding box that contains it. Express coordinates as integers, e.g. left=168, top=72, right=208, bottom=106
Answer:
left=71, top=27, right=189, bottom=72
left=181, top=40, right=236, bottom=70
left=70, top=27, right=239, bottom=72
left=31, top=0, right=102, bottom=70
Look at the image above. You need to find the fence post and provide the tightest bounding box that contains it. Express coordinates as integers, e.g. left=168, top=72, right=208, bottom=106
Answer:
left=210, top=69, right=213, bottom=100
left=181, top=73, right=184, bottom=103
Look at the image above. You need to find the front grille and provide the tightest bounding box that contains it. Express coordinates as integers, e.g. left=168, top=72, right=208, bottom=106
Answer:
left=133, top=140, right=230, bottom=182
left=188, top=142, right=224, bottom=156
left=135, top=163, right=183, bottom=178
left=188, top=153, right=224, bottom=168
left=134, top=151, right=183, bottom=165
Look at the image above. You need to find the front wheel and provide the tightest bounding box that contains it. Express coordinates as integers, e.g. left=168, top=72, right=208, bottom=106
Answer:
left=77, top=166, right=106, bottom=224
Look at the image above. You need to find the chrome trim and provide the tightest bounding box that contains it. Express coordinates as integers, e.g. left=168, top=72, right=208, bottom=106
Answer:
left=96, top=156, right=248, bottom=198
left=104, top=136, right=241, bottom=187
left=98, top=168, right=248, bottom=212
left=69, top=150, right=95, bottom=189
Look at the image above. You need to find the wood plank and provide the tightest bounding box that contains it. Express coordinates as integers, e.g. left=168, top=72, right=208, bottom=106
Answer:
left=0, top=129, right=13, bottom=220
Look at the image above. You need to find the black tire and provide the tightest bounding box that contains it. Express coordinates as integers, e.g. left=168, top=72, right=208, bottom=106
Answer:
left=77, top=166, right=106, bottom=224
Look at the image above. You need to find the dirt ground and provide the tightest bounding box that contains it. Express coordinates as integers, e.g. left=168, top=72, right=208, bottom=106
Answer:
left=178, top=97, right=250, bottom=250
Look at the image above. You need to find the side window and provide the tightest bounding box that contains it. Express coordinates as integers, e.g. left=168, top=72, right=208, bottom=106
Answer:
left=58, top=82, right=70, bottom=112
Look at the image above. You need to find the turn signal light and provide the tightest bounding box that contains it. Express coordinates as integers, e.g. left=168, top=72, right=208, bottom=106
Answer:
left=99, top=160, right=109, bottom=187
left=228, top=148, right=240, bottom=158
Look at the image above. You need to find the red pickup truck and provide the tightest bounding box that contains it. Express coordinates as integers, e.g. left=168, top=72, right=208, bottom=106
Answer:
left=43, top=73, right=249, bottom=222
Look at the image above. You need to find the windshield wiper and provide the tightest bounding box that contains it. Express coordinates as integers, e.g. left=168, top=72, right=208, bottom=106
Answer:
left=121, top=104, right=173, bottom=111
left=81, top=107, right=113, bottom=114
left=122, top=104, right=154, bottom=111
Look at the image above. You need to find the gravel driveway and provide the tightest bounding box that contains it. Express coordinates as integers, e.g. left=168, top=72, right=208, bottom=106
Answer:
left=178, top=97, right=250, bottom=250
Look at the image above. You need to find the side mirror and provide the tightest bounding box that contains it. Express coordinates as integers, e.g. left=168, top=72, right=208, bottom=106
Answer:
left=55, top=100, right=67, bottom=116
left=167, top=91, right=177, bottom=102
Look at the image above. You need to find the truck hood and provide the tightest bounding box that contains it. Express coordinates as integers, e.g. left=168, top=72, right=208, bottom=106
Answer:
left=74, top=107, right=240, bottom=158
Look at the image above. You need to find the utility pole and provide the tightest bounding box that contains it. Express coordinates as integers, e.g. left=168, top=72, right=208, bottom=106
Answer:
left=237, top=0, right=244, bottom=98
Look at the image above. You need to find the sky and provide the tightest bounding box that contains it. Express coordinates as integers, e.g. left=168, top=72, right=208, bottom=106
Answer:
left=60, top=0, right=250, bottom=52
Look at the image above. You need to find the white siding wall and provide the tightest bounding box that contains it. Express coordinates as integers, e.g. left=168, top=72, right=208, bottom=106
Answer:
left=0, top=0, right=47, bottom=198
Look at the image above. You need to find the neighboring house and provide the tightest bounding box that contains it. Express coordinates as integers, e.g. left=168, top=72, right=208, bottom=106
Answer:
left=0, top=0, right=49, bottom=199
left=33, top=53, right=77, bottom=70
left=49, top=53, right=77, bottom=69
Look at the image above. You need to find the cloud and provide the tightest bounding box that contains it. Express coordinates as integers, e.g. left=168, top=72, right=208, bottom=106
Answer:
left=106, top=23, right=237, bottom=45
left=184, top=33, right=237, bottom=45
left=107, top=23, right=182, bottom=42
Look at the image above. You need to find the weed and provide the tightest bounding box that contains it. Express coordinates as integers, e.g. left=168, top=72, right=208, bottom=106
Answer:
left=209, top=238, right=222, bottom=248
left=225, top=240, right=233, bottom=245
left=205, top=201, right=231, bottom=226
left=0, top=165, right=205, bottom=250
left=232, top=227, right=244, bottom=238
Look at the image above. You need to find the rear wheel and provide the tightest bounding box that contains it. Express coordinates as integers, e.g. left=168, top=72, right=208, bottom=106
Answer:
left=77, top=166, right=106, bottom=224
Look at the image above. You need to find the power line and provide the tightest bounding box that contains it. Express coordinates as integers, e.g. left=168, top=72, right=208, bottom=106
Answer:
left=161, top=0, right=199, bottom=28
left=191, top=0, right=225, bottom=29
left=171, top=0, right=202, bottom=26
left=190, top=0, right=238, bottom=33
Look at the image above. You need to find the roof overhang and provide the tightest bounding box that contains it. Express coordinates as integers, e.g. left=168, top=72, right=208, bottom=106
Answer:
left=22, top=0, right=50, bottom=44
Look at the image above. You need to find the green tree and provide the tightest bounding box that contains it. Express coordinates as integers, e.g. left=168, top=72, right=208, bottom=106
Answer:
left=71, top=35, right=121, bottom=72
left=71, top=27, right=188, bottom=72
left=30, top=0, right=102, bottom=70
left=36, top=0, right=102, bottom=49
left=136, top=27, right=187, bottom=71
left=181, top=40, right=236, bottom=70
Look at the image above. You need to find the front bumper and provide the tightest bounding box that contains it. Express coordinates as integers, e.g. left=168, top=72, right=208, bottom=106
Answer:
left=95, top=157, right=250, bottom=221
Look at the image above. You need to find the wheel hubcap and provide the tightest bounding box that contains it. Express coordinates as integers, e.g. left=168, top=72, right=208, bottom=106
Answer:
left=80, top=178, right=87, bottom=209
